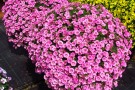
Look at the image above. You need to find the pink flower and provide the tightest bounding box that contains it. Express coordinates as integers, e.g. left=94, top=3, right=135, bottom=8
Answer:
left=58, top=40, right=64, bottom=46
left=97, top=53, right=103, bottom=59
left=95, top=25, right=102, bottom=29
left=114, top=81, right=118, bottom=87
left=101, top=29, right=108, bottom=35
left=64, top=52, right=69, bottom=58
left=121, top=61, right=127, bottom=67
left=71, top=60, right=77, bottom=66
left=93, top=30, right=99, bottom=35
left=50, top=45, right=56, bottom=51
left=78, top=58, right=84, bottom=65
left=74, top=48, right=80, bottom=53
left=83, top=33, right=88, bottom=38
left=116, top=41, right=121, bottom=47
left=88, top=55, right=95, bottom=60
left=74, top=29, right=80, bottom=35
left=96, top=59, right=101, bottom=64
left=73, top=77, right=78, bottom=84
left=103, top=51, right=109, bottom=58
left=66, top=36, right=71, bottom=41
left=88, top=34, right=96, bottom=40
left=81, top=48, right=88, bottom=54
left=109, top=34, right=115, bottom=39
left=87, top=68, right=92, bottom=73
left=78, top=10, right=84, bottom=15
left=108, top=25, right=114, bottom=32
left=69, top=68, right=74, bottom=74
left=124, top=32, right=131, bottom=37
left=106, top=44, right=111, bottom=51
left=104, top=62, right=109, bottom=68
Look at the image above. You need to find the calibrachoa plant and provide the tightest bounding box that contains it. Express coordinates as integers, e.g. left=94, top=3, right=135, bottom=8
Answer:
left=2, top=0, right=68, bottom=49
left=2, top=0, right=133, bottom=90
left=69, top=0, right=135, bottom=48
left=2, top=0, right=37, bottom=48
left=26, top=3, right=132, bottom=90
left=0, top=67, right=12, bottom=90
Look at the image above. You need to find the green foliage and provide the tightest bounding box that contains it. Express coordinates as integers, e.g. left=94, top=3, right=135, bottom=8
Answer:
left=96, top=32, right=105, bottom=41
left=35, top=2, right=45, bottom=8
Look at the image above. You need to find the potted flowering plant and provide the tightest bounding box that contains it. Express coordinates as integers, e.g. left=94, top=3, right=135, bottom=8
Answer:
left=26, top=2, right=132, bottom=90
left=0, top=67, right=12, bottom=90
left=2, top=0, right=68, bottom=49
left=2, top=0, right=133, bottom=90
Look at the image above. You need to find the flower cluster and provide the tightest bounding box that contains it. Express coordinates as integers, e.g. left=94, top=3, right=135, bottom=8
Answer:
left=2, top=0, right=68, bottom=49
left=0, top=67, right=12, bottom=90
left=69, top=0, right=135, bottom=48
left=27, top=3, right=132, bottom=90
left=2, top=0, right=133, bottom=90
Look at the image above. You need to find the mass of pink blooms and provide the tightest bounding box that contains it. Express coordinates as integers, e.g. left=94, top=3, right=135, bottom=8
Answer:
left=2, top=0, right=133, bottom=90
left=2, top=0, right=68, bottom=49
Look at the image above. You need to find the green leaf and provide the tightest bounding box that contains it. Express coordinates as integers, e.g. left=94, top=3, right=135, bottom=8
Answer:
left=99, top=61, right=104, bottom=67
left=96, top=32, right=105, bottom=40
left=69, top=6, right=78, bottom=16
left=70, top=34, right=76, bottom=42
left=104, top=24, right=108, bottom=29
left=59, top=33, right=63, bottom=39
left=65, top=48, right=72, bottom=54
left=47, top=49, right=53, bottom=54
left=80, top=32, right=84, bottom=36
left=67, top=24, right=74, bottom=31
left=74, top=55, right=78, bottom=61
left=111, top=43, right=117, bottom=53
left=102, top=47, right=106, bottom=50
left=35, top=2, right=45, bottom=8
left=80, top=9, right=90, bottom=17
